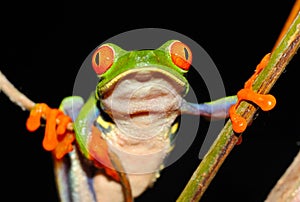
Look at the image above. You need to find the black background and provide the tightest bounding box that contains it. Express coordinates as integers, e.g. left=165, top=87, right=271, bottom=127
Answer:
left=1, top=1, right=299, bottom=202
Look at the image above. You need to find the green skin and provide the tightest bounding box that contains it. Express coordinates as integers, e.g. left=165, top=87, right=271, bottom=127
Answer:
left=56, top=40, right=237, bottom=202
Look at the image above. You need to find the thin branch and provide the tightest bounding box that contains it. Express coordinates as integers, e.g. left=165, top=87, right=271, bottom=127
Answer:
left=272, top=0, right=300, bottom=52
left=0, top=70, right=75, bottom=131
left=177, top=10, right=300, bottom=202
left=0, top=71, right=35, bottom=111
left=265, top=150, right=300, bottom=202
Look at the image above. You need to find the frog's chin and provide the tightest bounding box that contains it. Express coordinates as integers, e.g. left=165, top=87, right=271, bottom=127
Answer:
left=99, top=67, right=186, bottom=140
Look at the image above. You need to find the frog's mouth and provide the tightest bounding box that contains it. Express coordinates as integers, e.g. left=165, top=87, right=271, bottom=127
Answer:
left=99, top=67, right=188, bottom=140
left=98, top=66, right=188, bottom=97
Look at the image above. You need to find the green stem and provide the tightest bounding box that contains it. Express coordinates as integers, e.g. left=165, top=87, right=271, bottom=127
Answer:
left=177, top=11, right=300, bottom=202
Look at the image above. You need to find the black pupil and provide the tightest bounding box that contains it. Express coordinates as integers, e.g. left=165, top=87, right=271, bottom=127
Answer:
left=95, top=52, right=100, bottom=66
left=184, top=47, right=189, bottom=60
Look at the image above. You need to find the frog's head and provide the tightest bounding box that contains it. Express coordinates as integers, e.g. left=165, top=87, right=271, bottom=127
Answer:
left=91, top=40, right=193, bottom=139
left=91, top=40, right=192, bottom=99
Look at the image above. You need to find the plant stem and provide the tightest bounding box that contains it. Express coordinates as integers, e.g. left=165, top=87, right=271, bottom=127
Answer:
left=265, top=149, right=300, bottom=202
left=177, top=10, right=300, bottom=202
left=0, top=71, right=35, bottom=111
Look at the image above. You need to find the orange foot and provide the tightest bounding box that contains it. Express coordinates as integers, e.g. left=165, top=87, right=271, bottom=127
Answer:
left=26, top=103, right=74, bottom=159
left=229, top=53, right=276, bottom=136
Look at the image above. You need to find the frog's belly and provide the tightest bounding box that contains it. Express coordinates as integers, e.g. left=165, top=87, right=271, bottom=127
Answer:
left=92, top=131, right=171, bottom=202
left=110, top=128, right=171, bottom=195
left=93, top=170, right=159, bottom=202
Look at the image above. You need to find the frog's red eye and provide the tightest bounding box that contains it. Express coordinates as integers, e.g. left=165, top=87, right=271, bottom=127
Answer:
left=169, top=41, right=192, bottom=71
left=92, top=45, right=114, bottom=75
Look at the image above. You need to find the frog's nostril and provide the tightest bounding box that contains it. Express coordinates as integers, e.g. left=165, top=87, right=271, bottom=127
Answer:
left=134, top=70, right=152, bottom=82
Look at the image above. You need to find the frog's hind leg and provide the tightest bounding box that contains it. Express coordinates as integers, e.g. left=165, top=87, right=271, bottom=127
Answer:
left=55, top=96, right=97, bottom=202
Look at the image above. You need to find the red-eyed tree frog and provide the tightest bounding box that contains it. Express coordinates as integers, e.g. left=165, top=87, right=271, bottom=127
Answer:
left=26, top=40, right=275, bottom=202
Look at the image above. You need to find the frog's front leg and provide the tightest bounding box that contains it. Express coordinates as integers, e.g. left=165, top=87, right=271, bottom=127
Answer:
left=26, top=96, right=100, bottom=202
left=26, top=101, right=76, bottom=159
left=182, top=53, right=276, bottom=135
left=26, top=96, right=85, bottom=157
left=180, top=95, right=238, bottom=119
left=181, top=53, right=276, bottom=147
left=229, top=53, right=276, bottom=133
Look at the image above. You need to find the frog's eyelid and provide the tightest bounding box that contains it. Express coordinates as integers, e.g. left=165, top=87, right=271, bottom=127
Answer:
left=101, top=43, right=127, bottom=53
